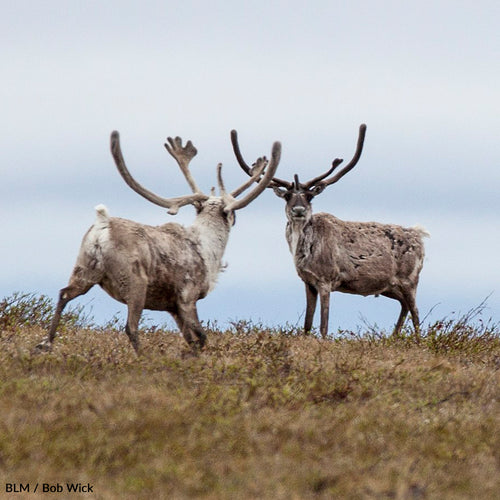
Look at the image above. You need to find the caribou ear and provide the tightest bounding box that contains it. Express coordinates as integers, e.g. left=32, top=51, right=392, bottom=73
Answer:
left=272, top=186, right=289, bottom=199
left=310, top=184, right=327, bottom=196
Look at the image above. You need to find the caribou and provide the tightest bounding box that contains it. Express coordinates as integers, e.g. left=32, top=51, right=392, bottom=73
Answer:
left=37, top=131, right=281, bottom=352
left=231, top=125, right=429, bottom=338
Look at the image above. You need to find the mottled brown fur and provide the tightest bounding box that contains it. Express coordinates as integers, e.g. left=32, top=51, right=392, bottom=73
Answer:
left=286, top=210, right=427, bottom=336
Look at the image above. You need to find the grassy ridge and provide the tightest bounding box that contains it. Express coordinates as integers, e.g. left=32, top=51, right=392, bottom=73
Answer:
left=1, top=293, right=499, bottom=499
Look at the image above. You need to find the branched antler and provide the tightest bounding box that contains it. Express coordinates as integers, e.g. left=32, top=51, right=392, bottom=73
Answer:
left=224, top=141, right=281, bottom=212
left=111, top=130, right=281, bottom=216
left=110, top=131, right=208, bottom=215
left=303, top=159, right=344, bottom=189
left=164, top=137, right=201, bottom=194
left=314, top=124, right=367, bottom=188
left=231, top=130, right=290, bottom=189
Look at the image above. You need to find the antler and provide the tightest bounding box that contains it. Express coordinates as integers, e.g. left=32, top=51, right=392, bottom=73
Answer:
left=164, top=137, right=202, bottom=194
left=231, top=130, right=291, bottom=189
left=302, top=158, right=344, bottom=189
left=110, top=131, right=208, bottom=215
left=216, top=163, right=226, bottom=196
left=230, top=156, right=267, bottom=198
left=224, top=141, right=282, bottom=212
left=311, top=124, right=367, bottom=188
left=231, top=125, right=366, bottom=193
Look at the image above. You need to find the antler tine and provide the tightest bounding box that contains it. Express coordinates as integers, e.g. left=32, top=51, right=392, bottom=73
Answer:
left=230, top=130, right=252, bottom=175
left=164, top=136, right=203, bottom=194
left=303, top=158, right=344, bottom=189
left=225, top=141, right=282, bottom=212
left=230, top=157, right=268, bottom=198
left=216, top=163, right=226, bottom=196
left=320, top=124, right=367, bottom=187
left=269, top=176, right=294, bottom=189
left=231, top=129, right=292, bottom=189
left=111, top=131, right=208, bottom=215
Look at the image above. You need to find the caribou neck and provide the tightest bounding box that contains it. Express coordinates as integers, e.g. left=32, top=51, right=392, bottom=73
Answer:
left=191, top=198, right=232, bottom=291
left=285, top=216, right=314, bottom=263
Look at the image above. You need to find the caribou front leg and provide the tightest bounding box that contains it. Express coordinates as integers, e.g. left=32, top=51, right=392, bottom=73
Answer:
left=304, top=283, right=318, bottom=334
left=318, top=288, right=331, bottom=339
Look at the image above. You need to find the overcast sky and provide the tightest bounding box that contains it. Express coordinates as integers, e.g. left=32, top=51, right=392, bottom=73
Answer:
left=2, top=1, right=499, bottom=334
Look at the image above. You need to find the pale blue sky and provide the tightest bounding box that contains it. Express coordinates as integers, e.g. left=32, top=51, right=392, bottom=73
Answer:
left=2, top=1, right=499, bottom=332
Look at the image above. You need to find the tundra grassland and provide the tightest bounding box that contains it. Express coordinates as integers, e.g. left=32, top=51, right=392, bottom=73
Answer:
left=1, top=293, right=499, bottom=499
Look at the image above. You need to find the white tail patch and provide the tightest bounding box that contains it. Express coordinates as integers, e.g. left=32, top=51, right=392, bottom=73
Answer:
left=412, top=224, right=431, bottom=238
left=94, top=204, right=109, bottom=220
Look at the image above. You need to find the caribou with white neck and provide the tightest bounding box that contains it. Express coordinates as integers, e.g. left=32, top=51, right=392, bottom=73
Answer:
left=37, top=131, right=281, bottom=353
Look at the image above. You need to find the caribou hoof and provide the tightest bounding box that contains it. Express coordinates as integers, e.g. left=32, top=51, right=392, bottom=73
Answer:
left=34, top=338, right=52, bottom=353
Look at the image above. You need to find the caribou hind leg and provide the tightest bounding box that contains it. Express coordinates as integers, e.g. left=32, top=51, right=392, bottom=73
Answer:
left=405, top=291, right=421, bottom=336
left=383, top=289, right=420, bottom=336
left=35, top=281, right=95, bottom=351
left=174, top=302, right=207, bottom=350
left=393, top=302, right=409, bottom=336
left=124, top=282, right=147, bottom=353
left=382, top=290, right=409, bottom=336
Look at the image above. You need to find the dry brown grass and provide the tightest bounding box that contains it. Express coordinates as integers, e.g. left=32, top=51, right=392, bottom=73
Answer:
left=0, top=293, right=499, bottom=499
